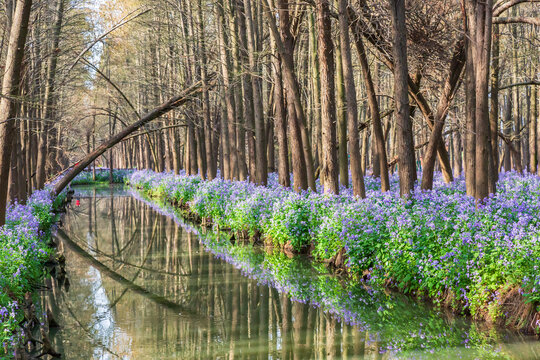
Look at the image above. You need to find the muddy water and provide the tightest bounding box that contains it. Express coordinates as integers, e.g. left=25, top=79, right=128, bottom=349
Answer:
left=42, top=185, right=540, bottom=359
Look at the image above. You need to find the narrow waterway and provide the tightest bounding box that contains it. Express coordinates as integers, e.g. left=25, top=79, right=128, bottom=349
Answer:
left=42, top=185, right=540, bottom=359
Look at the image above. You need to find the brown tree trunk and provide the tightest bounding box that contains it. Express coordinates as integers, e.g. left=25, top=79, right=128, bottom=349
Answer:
left=264, top=0, right=314, bottom=191
left=197, top=0, right=216, bottom=179
left=317, top=0, right=339, bottom=194
left=489, top=24, right=500, bottom=181
left=464, top=35, right=477, bottom=196
left=389, top=0, right=416, bottom=196
left=0, top=0, right=32, bottom=225
left=465, top=0, right=494, bottom=200
left=335, top=30, right=348, bottom=188
left=271, top=38, right=291, bottom=188
left=35, top=0, right=64, bottom=189
left=217, top=0, right=238, bottom=180
left=338, top=0, right=365, bottom=197
left=245, top=0, right=268, bottom=185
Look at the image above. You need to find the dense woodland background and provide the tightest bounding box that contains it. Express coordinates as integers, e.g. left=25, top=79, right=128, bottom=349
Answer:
left=0, top=0, right=538, bottom=222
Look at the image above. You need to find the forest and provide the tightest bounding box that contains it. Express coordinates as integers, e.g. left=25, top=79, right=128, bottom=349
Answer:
left=0, top=0, right=540, bottom=358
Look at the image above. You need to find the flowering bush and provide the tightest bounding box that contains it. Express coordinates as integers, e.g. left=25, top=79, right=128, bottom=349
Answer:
left=0, top=190, right=57, bottom=355
left=128, top=169, right=540, bottom=327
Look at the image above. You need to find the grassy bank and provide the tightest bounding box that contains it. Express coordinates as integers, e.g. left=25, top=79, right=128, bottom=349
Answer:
left=0, top=190, right=64, bottom=357
left=126, top=169, right=540, bottom=332
left=70, top=168, right=133, bottom=185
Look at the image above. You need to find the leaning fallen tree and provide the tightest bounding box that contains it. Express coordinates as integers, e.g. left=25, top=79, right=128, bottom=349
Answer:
left=53, top=76, right=215, bottom=196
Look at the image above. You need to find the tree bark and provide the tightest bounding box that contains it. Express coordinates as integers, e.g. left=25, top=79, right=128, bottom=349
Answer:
left=271, top=36, right=291, bottom=188
left=317, top=0, right=339, bottom=194
left=338, top=0, right=365, bottom=197
left=350, top=9, right=389, bottom=191
left=35, top=0, right=65, bottom=189
left=0, top=0, right=32, bottom=226
left=245, top=0, right=268, bottom=185
left=389, top=0, right=416, bottom=196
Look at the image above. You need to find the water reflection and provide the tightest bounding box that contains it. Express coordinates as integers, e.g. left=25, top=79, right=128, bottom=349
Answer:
left=42, top=185, right=540, bottom=359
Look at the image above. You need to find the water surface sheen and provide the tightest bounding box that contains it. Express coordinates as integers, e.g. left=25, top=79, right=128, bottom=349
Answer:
left=44, top=185, right=540, bottom=359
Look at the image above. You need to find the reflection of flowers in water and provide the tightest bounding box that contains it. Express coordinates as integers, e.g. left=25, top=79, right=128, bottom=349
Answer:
left=132, top=191, right=512, bottom=358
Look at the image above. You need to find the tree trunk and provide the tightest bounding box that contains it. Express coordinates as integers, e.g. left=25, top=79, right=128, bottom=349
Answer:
left=245, top=0, right=268, bottom=185
left=217, top=0, right=238, bottom=180
left=197, top=0, right=216, bottom=180
left=264, top=0, right=314, bottom=191
left=350, top=11, right=389, bottom=192
left=465, top=0, right=494, bottom=201
left=35, top=0, right=65, bottom=189
left=489, top=24, right=500, bottom=180
left=389, top=0, right=416, bottom=196
left=338, top=0, right=365, bottom=197
left=271, top=37, right=291, bottom=188
left=0, top=0, right=32, bottom=226
left=335, top=29, right=348, bottom=188
left=317, top=0, right=339, bottom=194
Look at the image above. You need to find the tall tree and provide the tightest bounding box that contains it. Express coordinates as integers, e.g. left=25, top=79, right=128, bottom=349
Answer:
left=338, top=0, right=365, bottom=197
left=464, top=0, right=494, bottom=200
left=389, top=0, right=416, bottom=196
left=35, top=0, right=65, bottom=188
left=0, top=0, right=32, bottom=225
left=316, top=0, right=339, bottom=194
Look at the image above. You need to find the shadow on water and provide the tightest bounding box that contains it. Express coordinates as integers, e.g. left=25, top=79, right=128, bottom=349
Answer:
left=41, top=184, right=540, bottom=359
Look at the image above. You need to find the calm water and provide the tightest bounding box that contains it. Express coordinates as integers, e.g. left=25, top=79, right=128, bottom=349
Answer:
left=42, top=185, right=540, bottom=359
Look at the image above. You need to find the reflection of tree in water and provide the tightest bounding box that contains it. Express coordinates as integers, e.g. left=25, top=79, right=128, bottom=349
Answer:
left=42, top=189, right=540, bottom=359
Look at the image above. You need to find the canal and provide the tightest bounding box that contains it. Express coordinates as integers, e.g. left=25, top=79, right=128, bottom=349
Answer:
left=41, top=185, right=540, bottom=359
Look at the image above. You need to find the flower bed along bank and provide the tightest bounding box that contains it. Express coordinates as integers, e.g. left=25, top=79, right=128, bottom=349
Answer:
left=126, top=169, right=540, bottom=332
left=1, top=190, right=63, bottom=357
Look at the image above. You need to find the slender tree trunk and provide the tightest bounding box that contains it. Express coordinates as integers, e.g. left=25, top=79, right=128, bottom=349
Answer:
left=490, top=24, right=500, bottom=180
left=317, top=0, right=339, bottom=194
left=338, top=0, right=365, bottom=197
left=308, top=12, right=322, bottom=178
left=335, top=29, right=348, bottom=188
left=217, top=1, right=238, bottom=180
left=464, top=35, right=476, bottom=196
left=197, top=0, right=216, bottom=179
left=245, top=0, right=268, bottom=185
left=271, top=38, right=291, bottom=188
left=35, top=0, right=64, bottom=189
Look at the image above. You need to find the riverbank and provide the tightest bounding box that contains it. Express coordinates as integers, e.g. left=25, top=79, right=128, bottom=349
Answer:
left=126, top=169, right=540, bottom=333
left=70, top=168, right=132, bottom=185
left=0, top=190, right=65, bottom=357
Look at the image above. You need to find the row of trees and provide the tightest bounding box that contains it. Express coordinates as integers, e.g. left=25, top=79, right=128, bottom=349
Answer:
left=0, top=0, right=538, bottom=223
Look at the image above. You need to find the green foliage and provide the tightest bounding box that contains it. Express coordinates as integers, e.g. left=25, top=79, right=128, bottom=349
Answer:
left=0, top=190, right=55, bottom=356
